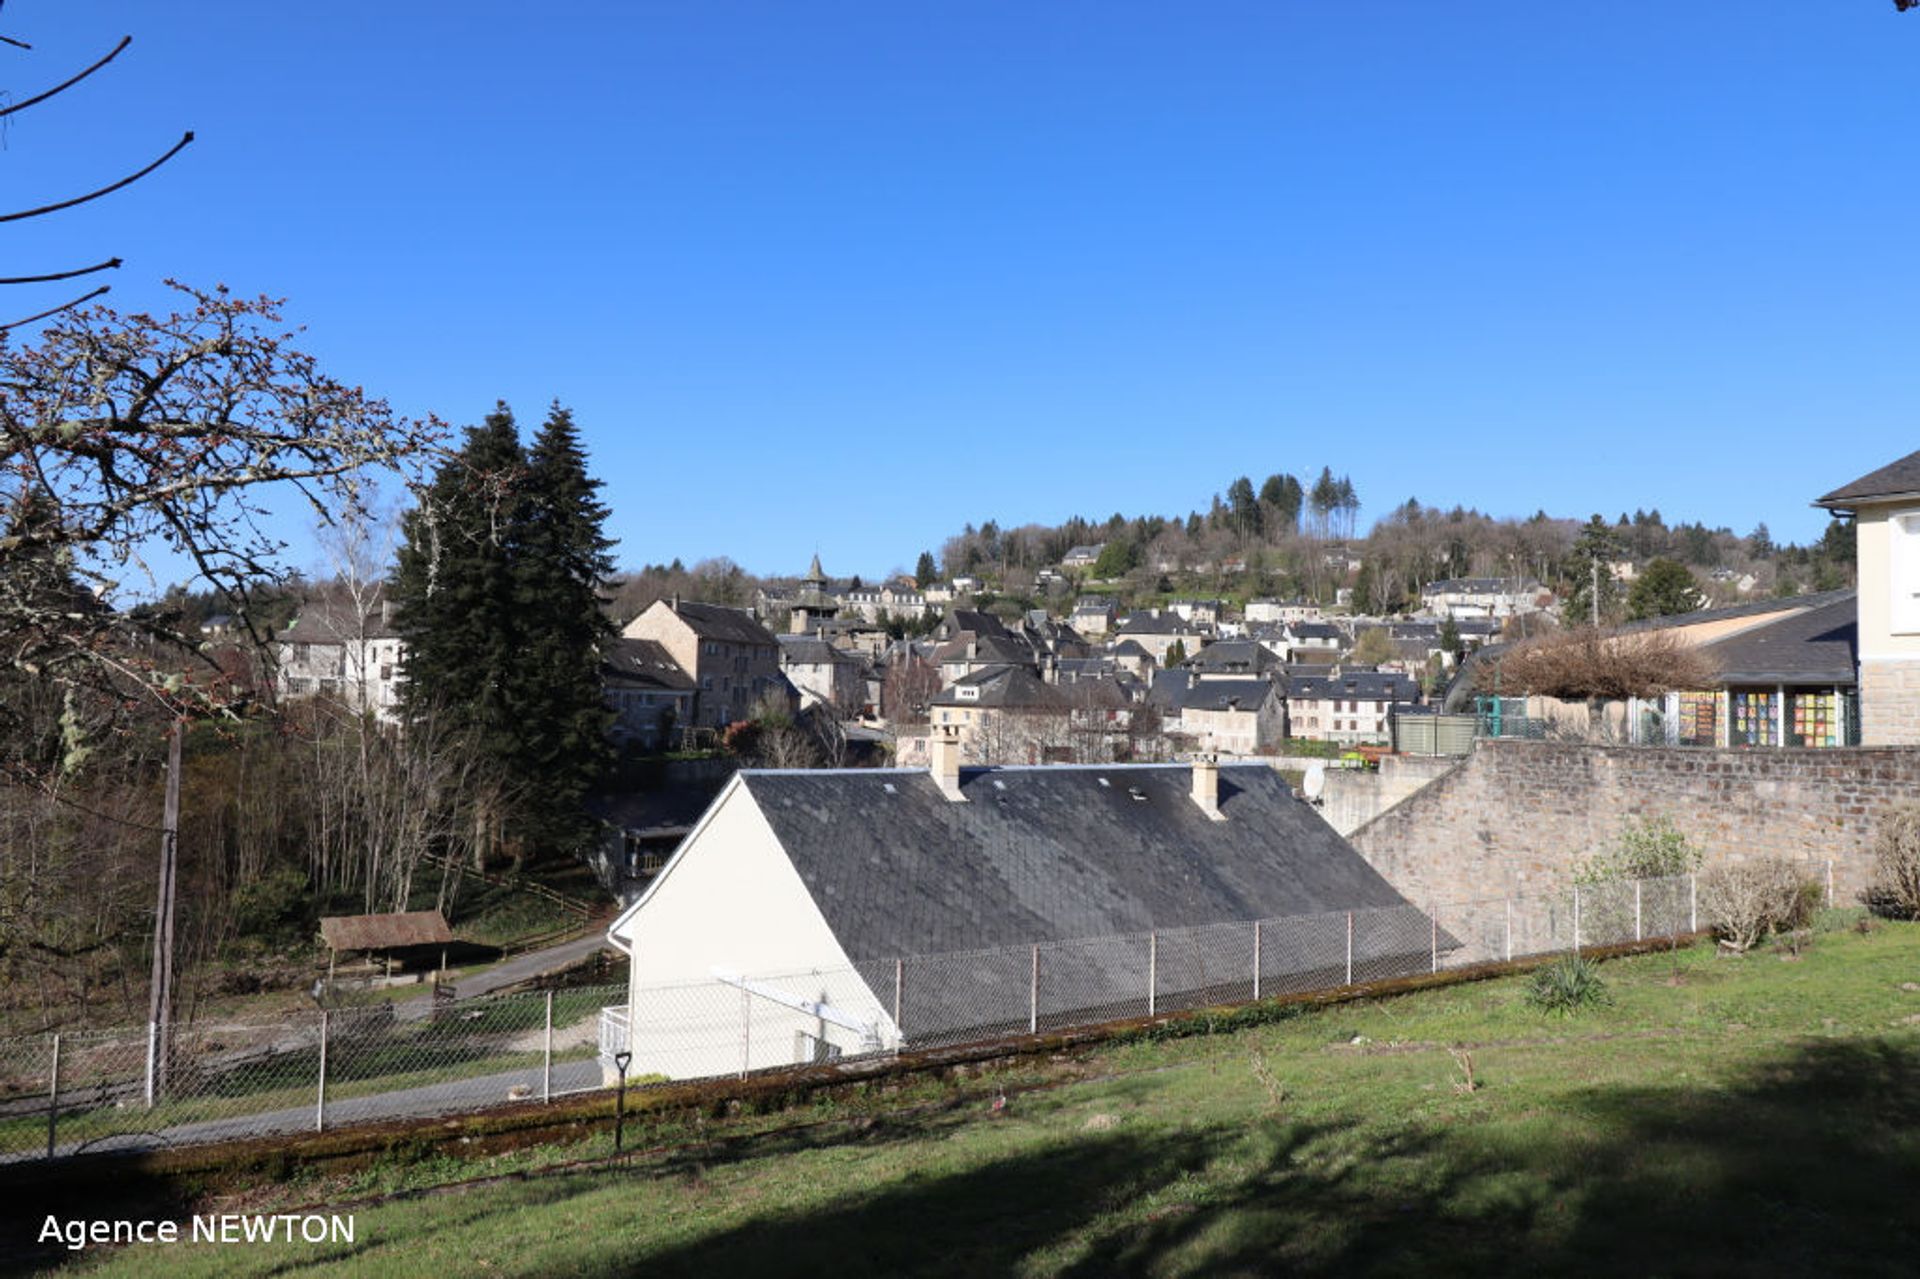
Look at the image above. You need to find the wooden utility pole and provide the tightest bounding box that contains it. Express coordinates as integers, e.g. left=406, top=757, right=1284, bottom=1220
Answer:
left=146, top=720, right=182, bottom=1101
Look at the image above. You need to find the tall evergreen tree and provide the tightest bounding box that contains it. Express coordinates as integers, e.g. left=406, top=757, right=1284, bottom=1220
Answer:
left=392, top=400, right=618, bottom=858
left=512, top=402, right=618, bottom=852
left=914, top=550, right=937, bottom=588
left=393, top=404, right=527, bottom=768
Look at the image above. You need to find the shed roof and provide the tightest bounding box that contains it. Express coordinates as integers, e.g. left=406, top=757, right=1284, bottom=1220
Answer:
left=319, top=910, right=453, bottom=952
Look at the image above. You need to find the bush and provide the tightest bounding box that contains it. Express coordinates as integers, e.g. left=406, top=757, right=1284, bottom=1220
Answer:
left=1866, top=803, right=1920, bottom=920
left=1575, top=815, right=1703, bottom=885
left=1526, top=953, right=1611, bottom=1017
left=1698, top=858, right=1823, bottom=953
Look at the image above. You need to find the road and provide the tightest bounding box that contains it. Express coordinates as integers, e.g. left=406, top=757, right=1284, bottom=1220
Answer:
left=393, top=929, right=618, bottom=1022
left=9, top=1057, right=608, bottom=1163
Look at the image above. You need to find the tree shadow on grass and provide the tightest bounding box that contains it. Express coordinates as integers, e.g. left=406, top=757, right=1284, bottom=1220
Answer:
left=589, top=1035, right=1920, bottom=1278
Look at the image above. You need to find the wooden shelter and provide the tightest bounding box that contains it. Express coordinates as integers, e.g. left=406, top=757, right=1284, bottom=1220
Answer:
left=319, top=909, right=454, bottom=983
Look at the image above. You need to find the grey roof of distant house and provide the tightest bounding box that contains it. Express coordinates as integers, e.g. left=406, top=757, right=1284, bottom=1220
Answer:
left=777, top=635, right=858, bottom=666
left=1110, top=639, right=1151, bottom=658
left=1166, top=677, right=1281, bottom=714
left=1184, top=640, right=1280, bottom=675
left=671, top=601, right=779, bottom=647
left=603, top=638, right=694, bottom=689
left=1290, top=671, right=1420, bottom=703
left=1613, top=588, right=1853, bottom=638
left=1816, top=449, right=1920, bottom=507
left=285, top=598, right=399, bottom=642
left=928, top=664, right=1066, bottom=709
left=1116, top=612, right=1200, bottom=635
left=738, top=764, right=1414, bottom=963
left=1288, top=622, right=1344, bottom=640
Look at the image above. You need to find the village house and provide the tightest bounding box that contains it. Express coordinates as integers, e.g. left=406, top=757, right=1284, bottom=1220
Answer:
left=1167, top=598, right=1224, bottom=627
left=602, top=638, right=696, bottom=751
left=1817, top=448, right=1920, bottom=745
left=1287, top=668, right=1420, bottom=745
left=1152, top=673, right=1287, bottom=756
left=1244, top=598, right=1321, bottom=625
left=1070, top=596, right=1118, bottom=637
left=622, top=598, right=786, bottom=732
left=1182, top=638, right=1283, bottom=681
left=1113, top=610, right=1206, bottom=664
left=777, top=633, right=866, bottom=713
left=1420, top=577, right=1547, bottom=620
left=600, top=753, right=1425, bottom=1079
left=1060, top=543, right=1105, bottom=570
left=925, top=664, right=1077, bottom=764
left=275, top=595, right=405, bottom=722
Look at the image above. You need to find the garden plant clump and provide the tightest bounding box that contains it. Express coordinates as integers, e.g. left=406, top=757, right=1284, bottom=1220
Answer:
left=1525, top=953, right=1611, bottom=1016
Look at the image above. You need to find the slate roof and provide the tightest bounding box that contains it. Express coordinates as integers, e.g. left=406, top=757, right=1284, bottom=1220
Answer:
left=777, top=634, right=858, bottom=666
left=1290, top=671, right=1421, bottom=703
left=671, top=601, right=780, bottom=647
left=1165, top=677, right=1281, bottom=714
left=1816, top=449, right=1920, bottom=508
left=1110, top=639, right=1151, bottom=659
left=1698, top=593, right=1857, bottom=686
left=928, top=664, right=1067, bottom=709
left=1184, top=640, right=1281, bottom=676
left=1115, top=612, right=1201, bottom=636
left=1287, top=622, right=1344, bottom=641
left=739, top=764, right=1415, bottom=961
left=284, top=598, right=399, bottom=642
left=604, top=638, right=695, bottom=689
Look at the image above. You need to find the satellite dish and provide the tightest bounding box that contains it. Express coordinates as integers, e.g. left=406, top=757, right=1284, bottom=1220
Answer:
left=1302, top=763, right=1326, bottom=802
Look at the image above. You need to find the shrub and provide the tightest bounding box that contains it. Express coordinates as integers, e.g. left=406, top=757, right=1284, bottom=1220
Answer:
left=1866, top=803, right=1920, bottom=920
left=1526, top=953, right=1611, bottom=1017
left=1575, top=815, right=1702, bottom=885
left=1698, top=858, right=1823, bottom=953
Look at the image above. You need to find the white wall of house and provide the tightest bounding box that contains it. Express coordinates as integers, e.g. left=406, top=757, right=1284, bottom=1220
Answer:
left=608, top=780, right=895, bottom=1080
left=1856, top=507, right=1920, bottom=744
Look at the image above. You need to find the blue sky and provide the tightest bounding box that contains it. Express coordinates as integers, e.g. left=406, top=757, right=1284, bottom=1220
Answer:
left=8, top=3, right=1917, bottom=584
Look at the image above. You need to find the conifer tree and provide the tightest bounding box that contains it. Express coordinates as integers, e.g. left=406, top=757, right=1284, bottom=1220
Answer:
left=512, top=402, right=617, bottom=851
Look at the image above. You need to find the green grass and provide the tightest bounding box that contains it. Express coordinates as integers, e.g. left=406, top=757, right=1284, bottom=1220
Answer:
left=51, top=924, right=1920, bottom=1277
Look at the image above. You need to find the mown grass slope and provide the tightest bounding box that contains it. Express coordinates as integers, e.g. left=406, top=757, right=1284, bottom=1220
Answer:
left=59, top=922, right=1920, bottom=1278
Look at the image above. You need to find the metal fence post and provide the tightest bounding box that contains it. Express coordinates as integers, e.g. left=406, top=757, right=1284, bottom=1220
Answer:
left=143, top=1020, right=157, bottom=1109
left=1252, top=921, right=1262, bottom=1001
left=542, top=990, right=554, bottom=1103
left=1147, top=933, right=1157, bottom=1017
left=315, top=1010, right=329, bottom=1133
left=1634, top=880, right=1643, bottom=942
left=1689, top=873, right=1698, bottom=933
left=1430, top=910, right=1438, bottom=974
left=46, top=1033, right=60, bottom=1161
left=739, top=985, right=751, bottom=1080
left=1572, top=885, right=1582, bottom=954
left=893, top=958, right=903, bottom=1043
left=1826, top=858, right=1835, bottom=907
left=1345, top=911, right=1354, bottom=985
left=1504, top=898, right=1513, bottom=962
left=1029, top=945, right=1039, bottom=1034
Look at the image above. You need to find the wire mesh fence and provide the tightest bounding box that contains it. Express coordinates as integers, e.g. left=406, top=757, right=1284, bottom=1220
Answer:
left=0, top=871, right=1711, bottom=1164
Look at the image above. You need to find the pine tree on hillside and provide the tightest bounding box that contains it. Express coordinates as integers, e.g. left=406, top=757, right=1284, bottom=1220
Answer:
left=393, top=403, right=528, bottom=767
left=512, top=402, right=618, bottom=851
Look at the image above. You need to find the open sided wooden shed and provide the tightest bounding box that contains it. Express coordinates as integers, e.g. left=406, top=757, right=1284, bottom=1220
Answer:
left=319, top=909, right=454, bottom=981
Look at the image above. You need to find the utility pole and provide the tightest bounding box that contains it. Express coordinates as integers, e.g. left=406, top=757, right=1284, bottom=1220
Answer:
left=146, top=720, right=182, bottom=1101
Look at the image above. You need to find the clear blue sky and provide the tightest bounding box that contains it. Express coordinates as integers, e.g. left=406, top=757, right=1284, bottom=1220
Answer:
left=8, top=3, right=1917, bottom=584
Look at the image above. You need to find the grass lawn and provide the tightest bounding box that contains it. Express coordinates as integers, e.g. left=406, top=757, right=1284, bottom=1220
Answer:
left=49, top=922, right=1920, bottom=1277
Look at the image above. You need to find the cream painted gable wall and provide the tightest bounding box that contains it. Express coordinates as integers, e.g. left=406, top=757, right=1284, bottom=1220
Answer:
left=1855, top=508, right=1920, bottom=661
left=609, top=779, right=896, bottom=1078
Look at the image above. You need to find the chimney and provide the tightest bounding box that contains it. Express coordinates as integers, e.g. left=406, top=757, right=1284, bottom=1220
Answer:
left=1191, top=753, right=1225, bottom=821
left=930, top=724, right=965, bottom=801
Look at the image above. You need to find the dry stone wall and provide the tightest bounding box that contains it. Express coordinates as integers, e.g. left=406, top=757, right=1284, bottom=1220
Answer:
left=1346, top=740, right=1920, bottom=910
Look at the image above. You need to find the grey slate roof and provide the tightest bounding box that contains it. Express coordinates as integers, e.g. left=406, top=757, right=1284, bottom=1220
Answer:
left=739, top=764, right=1414, bottom=960
left=672, top=601, right=780, bottom=647
left=603, top=638, right=694, bottom=689
left=1699, top=593, right=1857, bottom=686
left=1184, top=640, right=1280, bottom=676
left=1816, top=449, right=1920, bottom=507
left=1166, top=677, right=1281, bottom=714
left=928, top=664, right=1067, bottom=709
left=1289, top=671, right=1420, bottom=703
left=777, top=634, right=858, bottom=666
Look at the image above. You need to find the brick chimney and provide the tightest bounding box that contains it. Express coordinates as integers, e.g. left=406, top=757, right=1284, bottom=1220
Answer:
left=930, top=724, right=965, bottom=801
left=1190, top=753, right=1225, bottom=821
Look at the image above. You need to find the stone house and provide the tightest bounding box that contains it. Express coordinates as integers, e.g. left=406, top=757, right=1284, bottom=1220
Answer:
left=623, top=598, right=786, bottom=731
left=1288, top=669, right=1420, bottom=745
left=602, top=638, right=696, bottom=751
left=275, top=595, right=405, bottom=722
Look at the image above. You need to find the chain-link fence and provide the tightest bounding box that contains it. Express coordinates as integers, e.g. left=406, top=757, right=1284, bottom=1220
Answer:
left=0, top=871, right=1715, bottom=1164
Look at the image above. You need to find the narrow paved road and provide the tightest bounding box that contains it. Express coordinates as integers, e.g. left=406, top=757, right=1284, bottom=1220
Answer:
left=391, top=928, right=617, bottom=1020
left=9, top=1058, right=608, bottom=1163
